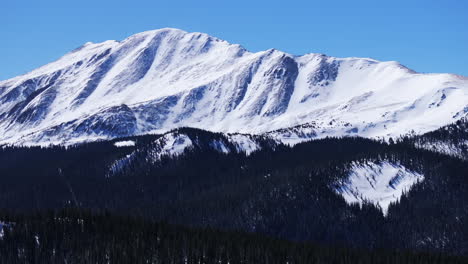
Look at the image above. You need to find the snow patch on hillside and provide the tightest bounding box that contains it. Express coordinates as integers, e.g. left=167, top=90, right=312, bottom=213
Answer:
left=265, top=123, right=318, bottom=146
left=114, top=140, right=135, bottom=147
left=107, top=152, right=136, bottom=177
left=228, top=134, right=261, bottom=155
left=210, top=139, right=230, bottom=154
left=336, top=161, right=424, bottom=214
left=415, top=140, right=468, bottom=160
left=157, top=133, right=262, bottom=157
left=154, top=133, right=193, bottom=159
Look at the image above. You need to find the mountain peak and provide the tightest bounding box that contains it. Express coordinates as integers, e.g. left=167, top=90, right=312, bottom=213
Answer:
left=0, top=28, right=467, bottom=146
left=129, top=27, right=188, bottom=39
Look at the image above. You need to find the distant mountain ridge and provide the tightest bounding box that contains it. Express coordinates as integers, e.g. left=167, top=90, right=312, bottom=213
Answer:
left=0, top=28, right=467, bottom=145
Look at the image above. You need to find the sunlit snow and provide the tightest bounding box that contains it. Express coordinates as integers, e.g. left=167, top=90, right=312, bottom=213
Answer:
left=336, top=161, right=424, bottom=214
left=156, top=133, right=193, bottom=159
left=114, top=140, right=136, bottom=147
left=0, top=28, right=466, bottom=146
left=227, top=134, right=261, bottom=155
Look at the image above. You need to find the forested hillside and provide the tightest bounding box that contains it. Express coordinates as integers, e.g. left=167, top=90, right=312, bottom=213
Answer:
left=403, top=117, right=468, bottom=159
left=0, top=128, right=467, bottom=256
left=0, top=209, right=466, bottom=264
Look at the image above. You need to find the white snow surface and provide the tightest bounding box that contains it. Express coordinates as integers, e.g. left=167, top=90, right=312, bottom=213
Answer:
left=153, top=132, right=261, bottom=158
left=114, top=140, right=136, bottom=147
left=336, top=161, right=424, bottom=214
left=210, top=139, right=230, bottom=154
left=415, top=140, right=468, bottom=160
left=154, top=133, right=193, bottom=159
left=0, top=28, right=467, bottom=145
left=227, top=134, right=261, bottom=155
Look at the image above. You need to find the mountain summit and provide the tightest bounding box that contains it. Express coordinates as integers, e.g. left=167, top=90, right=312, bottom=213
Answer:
left=0, top=28, right=467, bottom=145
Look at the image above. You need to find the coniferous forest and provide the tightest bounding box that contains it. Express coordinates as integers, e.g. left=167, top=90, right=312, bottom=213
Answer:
left=0, top=208, right=466, bottom=264
left=0, top=126, right=467, bottom=262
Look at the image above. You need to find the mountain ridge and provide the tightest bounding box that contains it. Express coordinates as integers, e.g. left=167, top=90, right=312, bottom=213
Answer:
left=1, top=28, right=467, bottom=145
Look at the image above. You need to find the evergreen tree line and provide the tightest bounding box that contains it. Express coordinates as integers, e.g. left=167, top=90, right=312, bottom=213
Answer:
left=400, top=117, right=468, bottom=159
left=0, top=208, right=466, bottom=264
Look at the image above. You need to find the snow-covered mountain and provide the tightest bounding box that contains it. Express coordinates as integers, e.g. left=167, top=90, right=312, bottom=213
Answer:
left=1, top=28, right=467, bottom=145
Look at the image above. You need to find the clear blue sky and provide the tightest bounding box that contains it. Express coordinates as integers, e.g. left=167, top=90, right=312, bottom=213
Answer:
left=1, top=0, right=467, bottom=80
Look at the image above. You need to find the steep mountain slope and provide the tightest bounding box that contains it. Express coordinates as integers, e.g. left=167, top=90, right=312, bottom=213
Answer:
left=0, top=28, right=467, bottom=145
